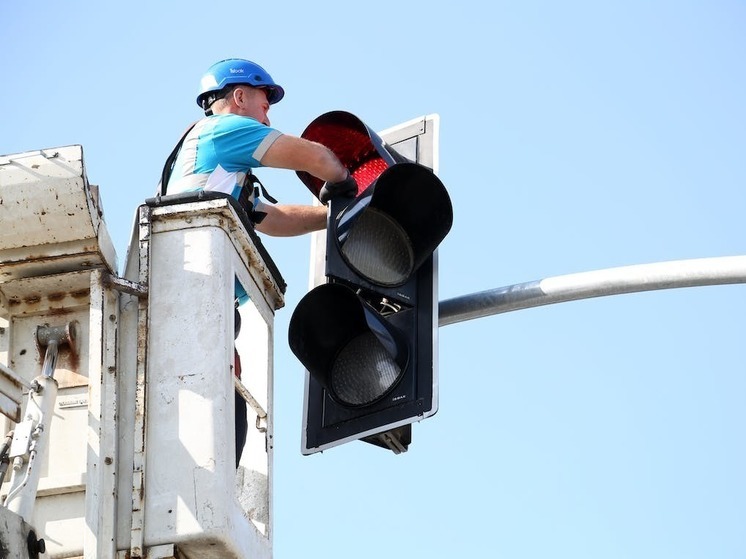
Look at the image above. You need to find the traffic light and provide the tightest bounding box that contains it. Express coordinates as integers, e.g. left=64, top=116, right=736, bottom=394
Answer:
left=289, top=111, right=453, bottom=454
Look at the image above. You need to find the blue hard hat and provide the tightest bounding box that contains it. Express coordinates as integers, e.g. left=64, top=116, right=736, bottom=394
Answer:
left=196, top=58, right=285, bottom=110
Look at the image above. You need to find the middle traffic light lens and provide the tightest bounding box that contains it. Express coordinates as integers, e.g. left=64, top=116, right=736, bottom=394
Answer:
left=331, top=331, right=403, bottom=406
left=340, top=208, right=414, bottom=286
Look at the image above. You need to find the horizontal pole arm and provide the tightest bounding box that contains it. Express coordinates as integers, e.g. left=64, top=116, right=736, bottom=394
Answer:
left=439, top=255, right=746, bottom=327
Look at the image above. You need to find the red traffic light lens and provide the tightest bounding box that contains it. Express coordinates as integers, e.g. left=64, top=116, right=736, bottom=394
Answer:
left=296, top=111, right=403, bottom=199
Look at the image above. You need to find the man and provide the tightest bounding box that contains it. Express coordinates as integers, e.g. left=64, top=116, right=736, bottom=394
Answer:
left=166, top=57, right=356, bottom=229
left=164, top=58, right=356, bottom=467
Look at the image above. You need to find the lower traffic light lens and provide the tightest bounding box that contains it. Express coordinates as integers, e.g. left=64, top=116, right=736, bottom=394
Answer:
left=340, top=208, right=414, bottom=286
left=331, top=331, right=403, bottom=406
left=289, top=283, right=410, bottom=409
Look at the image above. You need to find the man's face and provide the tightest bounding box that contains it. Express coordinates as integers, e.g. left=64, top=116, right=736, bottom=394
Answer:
left=235, top=85, right=271, bottom=126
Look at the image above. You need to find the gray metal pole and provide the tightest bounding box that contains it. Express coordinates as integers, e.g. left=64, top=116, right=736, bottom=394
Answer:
left=439, top=255, right=746, bottom=327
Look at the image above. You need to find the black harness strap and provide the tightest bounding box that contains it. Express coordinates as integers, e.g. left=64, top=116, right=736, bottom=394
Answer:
left=246, top=172, right=278, bottom=204
left=158, top=122, right=197, bottom=196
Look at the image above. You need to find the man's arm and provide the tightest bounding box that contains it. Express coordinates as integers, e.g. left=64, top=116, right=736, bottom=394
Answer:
left=259, top=134, right=348, bottom=183
left=254, top=203, right=327, bottom=237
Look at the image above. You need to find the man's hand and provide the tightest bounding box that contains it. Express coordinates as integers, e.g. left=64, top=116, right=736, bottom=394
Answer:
left=319, top=173, right=358, bottom=204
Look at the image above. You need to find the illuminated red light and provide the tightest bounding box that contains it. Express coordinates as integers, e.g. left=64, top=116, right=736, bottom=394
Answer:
left=296, top=111, right=401, bottom=198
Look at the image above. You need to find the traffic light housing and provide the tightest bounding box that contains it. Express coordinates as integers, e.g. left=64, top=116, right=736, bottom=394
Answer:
left=289, top=111, right=452, bottom=454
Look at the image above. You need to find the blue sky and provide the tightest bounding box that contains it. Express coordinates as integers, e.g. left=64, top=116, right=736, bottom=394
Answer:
left=2, top=1, right=745, bottom=557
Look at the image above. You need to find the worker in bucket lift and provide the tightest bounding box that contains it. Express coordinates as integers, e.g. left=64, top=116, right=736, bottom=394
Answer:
left=162, top=58, right=357, bottom=467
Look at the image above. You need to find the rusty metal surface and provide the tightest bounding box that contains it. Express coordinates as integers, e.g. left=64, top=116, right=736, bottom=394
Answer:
left=84, top=269, right=119, bottom=558
left=0, top=145, right=117, bottom=281
left=129, top=205, right=151, bottom=559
